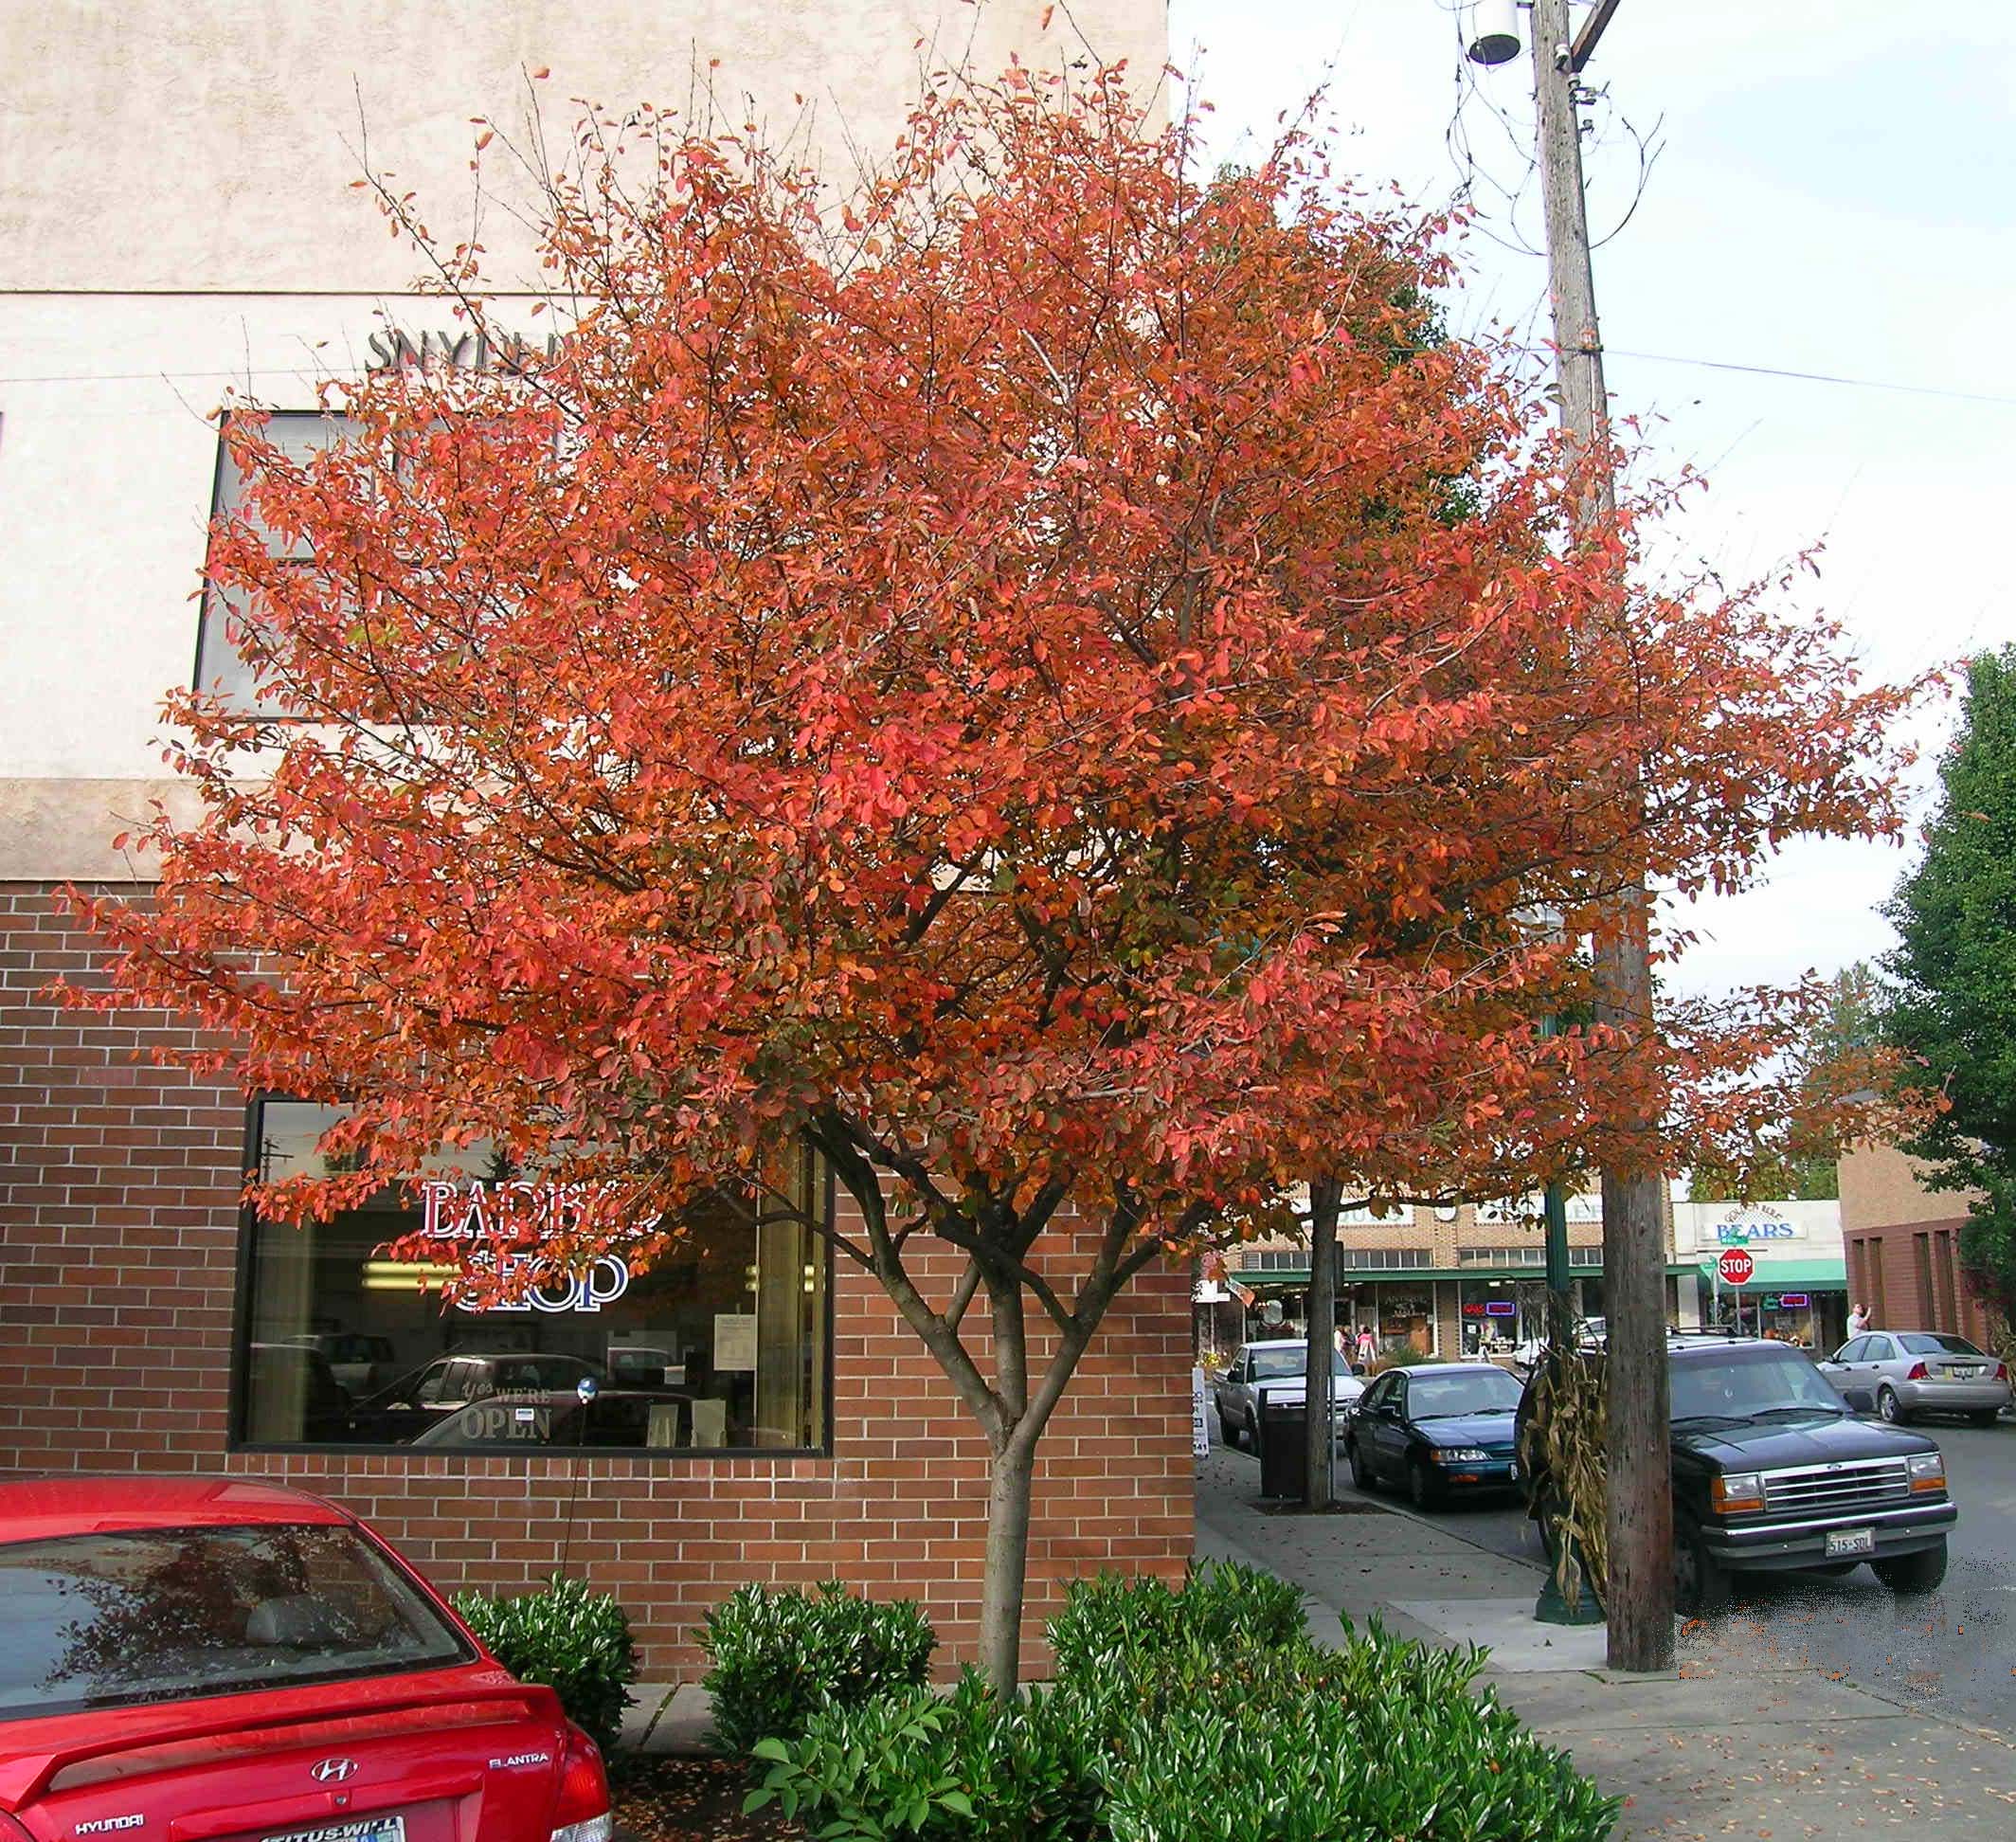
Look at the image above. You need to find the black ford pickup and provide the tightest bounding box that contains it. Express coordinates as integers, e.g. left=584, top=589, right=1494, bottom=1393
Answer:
left=1520, top=1334, right=1956, bottom=1613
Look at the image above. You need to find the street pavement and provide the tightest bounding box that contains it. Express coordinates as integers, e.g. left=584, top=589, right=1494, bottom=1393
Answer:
left=1296, top=1417, right=2016, bottom=1731
left=1203, top=1428, right=2016, bottom=1838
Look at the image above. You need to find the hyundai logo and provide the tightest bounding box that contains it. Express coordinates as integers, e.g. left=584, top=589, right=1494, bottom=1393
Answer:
left=311, top=1760, right=359, bottom=1784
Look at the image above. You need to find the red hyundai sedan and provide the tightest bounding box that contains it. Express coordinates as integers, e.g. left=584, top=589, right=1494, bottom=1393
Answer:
left=0, top=1477, right=610, bottom=1842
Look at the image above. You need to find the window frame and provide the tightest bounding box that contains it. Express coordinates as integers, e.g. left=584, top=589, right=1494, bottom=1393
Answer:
left=225, top=1094, right=837, bottom=1462
left=195, top=408, right=365, bottom=721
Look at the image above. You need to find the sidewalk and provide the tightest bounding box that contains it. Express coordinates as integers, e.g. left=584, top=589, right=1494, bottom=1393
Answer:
left=1197, top=1443, right=2016, bottom=1839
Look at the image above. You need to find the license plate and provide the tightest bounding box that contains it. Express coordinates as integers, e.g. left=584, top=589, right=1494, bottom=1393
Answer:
left=1951, top=1365, right=1984, bottom=1379
left=1825, top=1526, right=1875, bottom=1558
left=265, top=1820, right=405, bottom=1842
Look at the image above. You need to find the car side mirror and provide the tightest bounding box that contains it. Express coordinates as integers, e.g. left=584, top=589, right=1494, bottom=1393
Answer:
left=1841, top=1387, right=1875, bottom=1414
left=1351, top=1363, right=1367, bottom=1376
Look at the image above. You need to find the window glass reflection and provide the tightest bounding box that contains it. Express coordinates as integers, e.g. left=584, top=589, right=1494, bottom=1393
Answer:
left=239, top=1100, right=828, bottom=1452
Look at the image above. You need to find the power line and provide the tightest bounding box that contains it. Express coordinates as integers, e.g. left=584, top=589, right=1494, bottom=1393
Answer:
left=1610, top=349, right=2016, bottom=408
left=3, top=349, right=2011, bottom=410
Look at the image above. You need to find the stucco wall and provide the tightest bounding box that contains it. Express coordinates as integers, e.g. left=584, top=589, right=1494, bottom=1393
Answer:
left=0, top=1, right=1170, bottom=876
left=1, top=1, right=1169, bottom=292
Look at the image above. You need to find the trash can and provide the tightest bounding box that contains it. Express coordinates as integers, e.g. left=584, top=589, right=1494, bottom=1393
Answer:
left=1258, top=1398, right=1307, bottom=1499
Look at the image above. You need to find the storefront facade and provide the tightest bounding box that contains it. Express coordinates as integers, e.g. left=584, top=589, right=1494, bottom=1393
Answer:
left=1213, top=1190, right=1697, bottom=1363
left=0, top=1, right=1179, bottom=1680
left=1671, top=1200, right=1850, bottom=1352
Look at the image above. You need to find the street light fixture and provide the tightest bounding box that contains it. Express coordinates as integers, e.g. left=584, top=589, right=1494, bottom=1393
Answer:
left=1467, top=1, right=1523, bottom=66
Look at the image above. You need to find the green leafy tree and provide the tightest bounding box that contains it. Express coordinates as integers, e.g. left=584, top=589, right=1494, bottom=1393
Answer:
left=1689, top=963, right=1881, bottom=1202
left=1882, top=651, right=2016, bottom=1331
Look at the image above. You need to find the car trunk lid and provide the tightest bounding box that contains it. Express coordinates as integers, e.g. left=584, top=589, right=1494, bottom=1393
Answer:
left=2, top=1678, right=563, bottom=1842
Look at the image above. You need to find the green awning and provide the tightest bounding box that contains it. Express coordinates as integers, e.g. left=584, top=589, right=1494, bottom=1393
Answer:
left=1698, top=1257, right=1846, bottom=1291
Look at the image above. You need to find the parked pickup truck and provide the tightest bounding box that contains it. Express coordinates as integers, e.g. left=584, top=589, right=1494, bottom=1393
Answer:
left=1518, top=1333, right=1956, bottom=1613
left=1214, top=1339, right=1366, bottom=1450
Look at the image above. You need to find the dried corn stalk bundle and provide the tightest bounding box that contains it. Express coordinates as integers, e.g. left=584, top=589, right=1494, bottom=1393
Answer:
left=1519, top=1317, right=1610, bottom=1614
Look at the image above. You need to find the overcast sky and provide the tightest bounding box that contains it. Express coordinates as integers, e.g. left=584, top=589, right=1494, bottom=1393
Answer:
left=1165, top=0, right=2015, bottom=1000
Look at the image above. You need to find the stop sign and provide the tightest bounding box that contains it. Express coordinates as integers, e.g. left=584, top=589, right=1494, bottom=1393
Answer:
left=1718, top=1247, right=1755, bottom=1287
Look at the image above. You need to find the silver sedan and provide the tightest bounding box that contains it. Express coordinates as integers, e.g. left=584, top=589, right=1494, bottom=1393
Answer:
left=1818, top=1330, right=2011, bottom=1426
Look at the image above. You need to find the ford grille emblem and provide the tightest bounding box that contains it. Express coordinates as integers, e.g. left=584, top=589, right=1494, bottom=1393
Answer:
left=311, top=1759, right=359, bottom=1784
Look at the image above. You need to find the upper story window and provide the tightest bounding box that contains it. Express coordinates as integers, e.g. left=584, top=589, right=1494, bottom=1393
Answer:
left=195, top=411, right=355, bottom=713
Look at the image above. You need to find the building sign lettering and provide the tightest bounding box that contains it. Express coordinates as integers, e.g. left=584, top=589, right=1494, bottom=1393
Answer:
left=366, top=327, right=564, bottom=375
left=418, top=1179, right=630, bottom=1313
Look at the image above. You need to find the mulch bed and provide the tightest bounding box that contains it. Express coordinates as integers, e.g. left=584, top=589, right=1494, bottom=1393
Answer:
left=611, top=1756, right=806, bottom=1842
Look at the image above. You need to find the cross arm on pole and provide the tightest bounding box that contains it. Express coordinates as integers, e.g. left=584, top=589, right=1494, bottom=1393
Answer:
left=1571, top=0, right=1623, bottom=71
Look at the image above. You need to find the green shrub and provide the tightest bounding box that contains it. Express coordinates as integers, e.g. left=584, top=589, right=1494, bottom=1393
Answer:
left=745, top=1673, right=1104, bottom=1842
left=451, top=1575, right=637, bottom=1753
left=1095, top=1634, right=1619, bottom=1842
left=1046, top=1560, right=1305, bottom=1682
left=723, top=1580, right=1619, bottom=1842
left=699, top=1580, right=937, bottom=1758
left=1172, top=1558, right=1306, bottom=1650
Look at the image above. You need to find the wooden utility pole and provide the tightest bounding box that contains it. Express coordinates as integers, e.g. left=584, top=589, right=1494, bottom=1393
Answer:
left=1527, top=0, right=1675, bottom=1671
left=1303, top=1176, right=1341, bottom=1508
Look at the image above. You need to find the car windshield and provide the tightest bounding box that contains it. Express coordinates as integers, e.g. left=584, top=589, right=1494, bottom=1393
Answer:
left=1670, top=1350, right=1846, bottom=1424
left=0, top=1523, right=469, bottom=1719
left=1251, top=1347, right=1349, bottom=1381
left=1896, top=1333, right=1984, bottom=1357
left=1408, top=1369, right=1524, bottom=1418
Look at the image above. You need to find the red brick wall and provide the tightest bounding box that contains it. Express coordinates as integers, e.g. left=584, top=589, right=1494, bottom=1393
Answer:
left=0, top=884, right=1195, bottom=1678
left=1846, top=1223, right=2001, bottom=1350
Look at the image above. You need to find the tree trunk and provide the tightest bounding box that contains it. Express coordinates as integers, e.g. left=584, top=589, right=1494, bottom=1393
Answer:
left=1304, top=1176, right=1342, bottom=1508
left=979, top=1436, right=1036, bottom=1697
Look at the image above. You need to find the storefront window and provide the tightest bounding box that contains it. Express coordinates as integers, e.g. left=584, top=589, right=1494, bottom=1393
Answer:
left=234, top=1099, right=829, bottom=1454
left=1457, top=1279, right=1544, bottom=1354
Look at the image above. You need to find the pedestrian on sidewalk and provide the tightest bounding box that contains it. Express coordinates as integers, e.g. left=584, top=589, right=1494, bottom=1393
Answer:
left=1356, top=1324, right=1377, bottom=1366
left=1848, top=1300, right=1872, bottom=1336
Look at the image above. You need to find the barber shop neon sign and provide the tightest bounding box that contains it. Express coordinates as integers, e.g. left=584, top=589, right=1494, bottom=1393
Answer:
left=417, top=1180, right=631, bottom=1314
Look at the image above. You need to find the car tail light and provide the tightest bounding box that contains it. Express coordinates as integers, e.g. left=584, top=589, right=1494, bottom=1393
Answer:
left=550, top=1725, right=611, bottom=1842
left=1997, top=1363, right=2009, bottom=1382
left=0, top=1814, right=34, bottom=1842
left=1906, top=1362, right=1929, bottom=1381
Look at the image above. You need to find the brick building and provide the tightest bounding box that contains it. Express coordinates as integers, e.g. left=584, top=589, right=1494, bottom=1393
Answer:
left=0, top=0, right=1184, bottom=1680
left=1841, top=1143, right=2007, bottom=1351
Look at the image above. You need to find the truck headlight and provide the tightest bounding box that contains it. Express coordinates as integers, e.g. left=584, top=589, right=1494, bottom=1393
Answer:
left=1907, top=1453, right=1947, bottom=1493
left=1711, top=1472, right=1765, bottom=1514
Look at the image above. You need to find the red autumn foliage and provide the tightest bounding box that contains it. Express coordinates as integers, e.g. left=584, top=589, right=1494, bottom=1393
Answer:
left=70, top=68, right=1923, bottom=1685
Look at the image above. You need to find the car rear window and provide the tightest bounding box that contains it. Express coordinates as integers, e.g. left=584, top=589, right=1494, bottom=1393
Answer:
left=0, top=1523, right=470, bottom=1719
left=1896, top=1333, right=1984, bottom=1357
left=1250, top=1347, right=1349, bottom=1381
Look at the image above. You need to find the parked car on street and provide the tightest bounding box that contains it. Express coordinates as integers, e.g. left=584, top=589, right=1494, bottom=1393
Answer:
left=286, top=1331, right=400, bottom=1399
left=1517, top=1333, right=1958, bottom=1613
left=350, top=1352, right=607, bottom=1444
left=412, top=1387, right=691, bottom=1449
left=1343, top=1362, right=1524, bottom=1507
left=0, top=1474, right=611, bottom=1842
left=1816, top=1330, right=2010, bottom=1426
left=1213, top=1340, right=1365, bottom=1450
